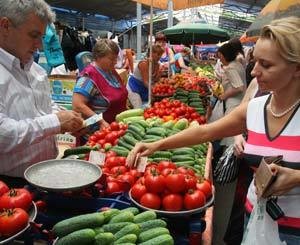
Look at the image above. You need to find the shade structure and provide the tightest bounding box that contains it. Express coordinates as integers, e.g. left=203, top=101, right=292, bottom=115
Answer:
left=246, top=0, right=300, bottom=37
left=132, top=0, right=224, bottom=10
left=162, top=22, right=230, bottom=45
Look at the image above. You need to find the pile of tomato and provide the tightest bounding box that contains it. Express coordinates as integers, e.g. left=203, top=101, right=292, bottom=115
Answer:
left=0, top=181, right=32, bottom=237
left=152, top=84, right=175, bottom=97
left=144, top=98, right=206, bottom=124
left=130, top=161, right=212, bottom=211
left=100, top=151, right=142, bottom=195
left=88, top=122, right=128, bottom=148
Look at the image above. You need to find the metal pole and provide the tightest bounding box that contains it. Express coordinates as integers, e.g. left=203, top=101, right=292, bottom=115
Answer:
left=137, top=3, right=142, bottom=60
left=147, top=0, right=153, bottom=107
left=167, top=0, right=173, bottom=28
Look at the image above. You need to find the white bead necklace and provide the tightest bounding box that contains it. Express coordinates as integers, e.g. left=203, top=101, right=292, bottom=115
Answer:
left=268, top=95, right=300, bottom=118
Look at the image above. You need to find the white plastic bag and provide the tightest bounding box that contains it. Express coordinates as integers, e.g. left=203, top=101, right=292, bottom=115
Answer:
left=242, top=199, right=286, bottom=245
left=209, top=99, right=225, bottom=123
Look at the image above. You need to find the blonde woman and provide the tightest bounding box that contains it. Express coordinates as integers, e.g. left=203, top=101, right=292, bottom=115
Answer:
left=128, top=17, right=300, bottom=243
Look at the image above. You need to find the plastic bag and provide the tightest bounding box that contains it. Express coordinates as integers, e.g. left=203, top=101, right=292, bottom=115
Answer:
left=209, top=99, right=225, bottom=122
left=241, top=199, right=286, bottom=245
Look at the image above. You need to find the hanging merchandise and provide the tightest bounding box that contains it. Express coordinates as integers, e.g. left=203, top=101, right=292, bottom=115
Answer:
left=42, top=24, right=66, bottom=68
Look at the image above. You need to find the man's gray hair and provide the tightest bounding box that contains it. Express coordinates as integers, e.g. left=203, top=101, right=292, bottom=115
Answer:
left=0, top=0, right=55, bottom=26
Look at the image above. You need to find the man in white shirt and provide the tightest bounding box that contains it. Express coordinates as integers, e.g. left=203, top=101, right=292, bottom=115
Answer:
left=0, top=0, right=84, bottom=184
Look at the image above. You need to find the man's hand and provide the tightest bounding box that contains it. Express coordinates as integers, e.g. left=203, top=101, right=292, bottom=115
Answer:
left=56, top=111, right=84, bottom=133
left=233, top=134, right=246, bottom=157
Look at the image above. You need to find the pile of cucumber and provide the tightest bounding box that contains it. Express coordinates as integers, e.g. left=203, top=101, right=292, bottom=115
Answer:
left=53, top=207, right=174, bottom=245
left=172, top=89, right=206, bottom=115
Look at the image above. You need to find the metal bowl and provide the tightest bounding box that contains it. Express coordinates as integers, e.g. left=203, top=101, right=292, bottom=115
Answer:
left=24, top=159, right=102, bottom=192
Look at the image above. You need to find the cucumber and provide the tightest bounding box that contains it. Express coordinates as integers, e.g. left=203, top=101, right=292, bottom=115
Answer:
left=173, top=118, right=189, bottom=130
left=114, top=234, right=137, bottom=244
left=114, top=223, right=140, bottom=240
left=138, top=234, right=174, bottom=245
left=123, top=134, right=139, bottom=146
left=133, top=211, right=157, bottom=224
left=56, top=228, right=95, bottom=245
left=108, top=211, right=134, bottom=224
left=126, top=129, right=143, bottom=141
left=93, top=227, right=104, bottom=235
left=143, top=135, right=163, bottom=141
left=171, top=155, right=194, bottom=162
left=130, top=122, right=146, bottom=132
left=152, top=157, right=172, bottom=163
left=63, top=145, right=98, bottom=158
left=101, top=208, right=120, bottom=223
left=139, top=219, right=167, bottom=232
left=94, top=232, right=114, bottom=245
left=150, top=151, right=172, bottom=159
left=174, top=160, right=196, bottom=166
left=138, top=227, right=170, bottom=243
left=123, top=116, right=145, bottom=124
left=53, top=212, right=104, bottom=237
left=102, top=222, right=132, bottom=233
left=128, top=124, right=145, bottom=137
left=142, top=138, right=158, bottom=143
left=111, top=146, right=129, bottom=157
left=146, top=127, right=166, bottom=137
left=117, top=138, right=134, bottom=150
left=133, top=120, right=150, bottom=129
left=172, top=147, right=195, bottom=155
left=175, top=163, right=200, bottom=173
left=122, top=207, right=140, bottom=215
left=116, top=109, right=144, bottom=122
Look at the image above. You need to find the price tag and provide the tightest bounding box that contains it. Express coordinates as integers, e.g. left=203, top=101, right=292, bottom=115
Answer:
left=136, top=156, right=148, bottom=173
left=89, top=151, right=106, bottom=166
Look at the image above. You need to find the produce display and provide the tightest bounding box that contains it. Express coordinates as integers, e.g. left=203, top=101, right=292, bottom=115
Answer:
left=53, top=208, right=174, bottom=245
left=130, top=162, right=212, bottom=212
left=0, top=181, right=32, bottom=238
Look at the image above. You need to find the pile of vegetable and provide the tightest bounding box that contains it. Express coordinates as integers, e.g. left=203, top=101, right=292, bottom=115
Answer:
left=53, top=208, right=174, bottom=245
left=131, top=162, right=212, bottom=212
left=0, top=181, right=32, bottom=238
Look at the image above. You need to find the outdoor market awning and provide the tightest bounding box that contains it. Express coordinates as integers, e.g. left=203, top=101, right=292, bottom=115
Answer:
left=132, top=0, right=224, bottom=10
left=162, top=22, right=230, bottom=44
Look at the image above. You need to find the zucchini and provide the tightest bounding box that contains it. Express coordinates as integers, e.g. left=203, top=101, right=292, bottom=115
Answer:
left=114, top=223, right=140, bottom=240
left=114, top=234, right=137, bottom=244
left=108, top=211, right=134, bottom=224
left=138, top=227, right=170, bottom=243
left=123, top=116, right=145, bottom=124
left=133, top=211, right=157, bottom=224
left=53, top=212, right=104, bottom=237
left=139, top=219, right=167, bottom=232
left=94, top=232, right=114, bottom=245
left=102, top=222, right=132, bottom=233
left=122, top=207, right=140, bottom=215
left=116, top=109, right=144, bottom=122
left=56, top=228, right=95, bottom=245
left=138, top=234, right=174, bottom=245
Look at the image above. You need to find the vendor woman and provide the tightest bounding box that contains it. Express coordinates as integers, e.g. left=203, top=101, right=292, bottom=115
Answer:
left=127, top=44, right=164, bottom=108
left=72, top=39, right=128, bottom=126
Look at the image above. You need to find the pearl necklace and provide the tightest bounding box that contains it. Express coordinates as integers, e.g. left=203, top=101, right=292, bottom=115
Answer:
left=268, top=95, right=300, bottom=118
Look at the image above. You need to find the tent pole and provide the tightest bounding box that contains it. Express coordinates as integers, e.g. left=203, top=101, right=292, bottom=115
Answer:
left=167, top=0, right=173, bottom=28
left=136, top=3, right=142, bottom=60
left=147, top=0, right=153, bottom=108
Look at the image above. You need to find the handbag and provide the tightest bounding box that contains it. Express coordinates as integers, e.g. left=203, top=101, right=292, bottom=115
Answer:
left=213, top=145, right=239, bottom=185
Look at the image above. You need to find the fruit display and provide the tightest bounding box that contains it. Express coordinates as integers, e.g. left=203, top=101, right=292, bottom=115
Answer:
left=0, top=181, right=32, bottom=238
left=52, top=208, right=174, bottom=245
left=130, top=162, right=212, bottom=212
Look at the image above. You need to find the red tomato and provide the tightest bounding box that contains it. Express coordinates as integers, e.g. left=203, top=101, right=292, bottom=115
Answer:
left=144, top=172, right=165, bottom=194
left=94, top=131, right=106, bottom=140
left=140, top=193, right=161, bottom=209
left=184, top=189, right=206, bottom=210
left=197, top=180, right=212, bottom=199
left=105, top=131, right=119, bottom=144
left=0, top=181, right=9, bottom=196
left=128, top=169, right=142, bottom=181
left=110, top=122, right=120, bottom=131
left=106, top=181, right=122, bottom=195
left=117, top=174, right=135, bottom=187
left=160, top=168, right=174, bottom=177
left=130, top=183, right=147, bottom=202
left=157, top=161, right=176, bottom=171
left=0, top=188, right=32, bottom=211
left=162, top=194, right=183, bottom=211
left=89, top=135, right=97, bottom=142
left=105, top=156, right=124, bottom=168
left=97, top=139, right=106, bottom=146
left=0, top=208, right=29, bottom=237
left=110, top=166, right=128, bottom=175
left=106, top=150, right=117, bottom=158
left=185, top=175, right=197, bottom=190
left=165, top=173, right=186, bottom=193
